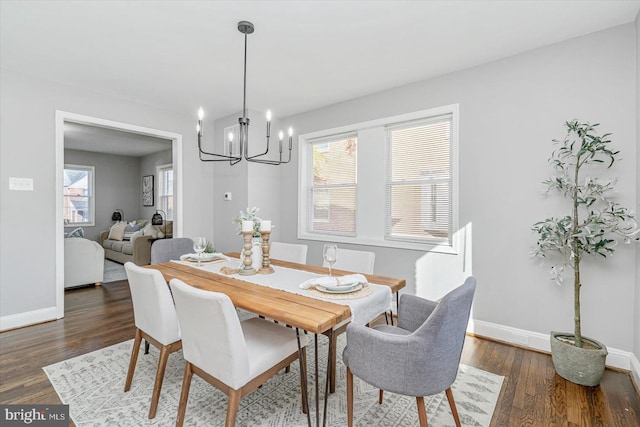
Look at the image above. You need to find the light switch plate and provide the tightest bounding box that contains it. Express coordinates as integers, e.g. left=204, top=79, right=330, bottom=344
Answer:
left=224, top=192, right=232, bottom=201
left=9, top=177, right=34, bottom=191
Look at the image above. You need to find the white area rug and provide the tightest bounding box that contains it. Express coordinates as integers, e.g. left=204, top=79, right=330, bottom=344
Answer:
left=44, top=334, right=503, bottom=426
left=103, top=259, right=128, bottom=283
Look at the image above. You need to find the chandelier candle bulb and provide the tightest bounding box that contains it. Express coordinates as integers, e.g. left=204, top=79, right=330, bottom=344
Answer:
left=242, top=220, right=254, bottom=232
left=288, top=127, right=293, bottom=149
left=266, top=110, right=271, bottom=138
left=260, top=220, right=271, bottom=232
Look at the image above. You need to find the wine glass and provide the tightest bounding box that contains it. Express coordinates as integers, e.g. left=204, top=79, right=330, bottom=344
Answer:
left=323, top=244, right=338, bottom=276
left=193, top=237, right=207, bottom=267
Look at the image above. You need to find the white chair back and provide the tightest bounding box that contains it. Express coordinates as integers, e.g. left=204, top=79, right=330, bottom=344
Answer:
left=270, top=242, right=308, bottom=264
left=124, top=262, right=181, bottom=345
left=323, top=248, right=375, bottom=274
left=170, top=279, right=251, bottom=390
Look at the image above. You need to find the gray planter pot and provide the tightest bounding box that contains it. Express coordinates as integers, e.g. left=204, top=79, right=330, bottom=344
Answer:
left=550, top=331, right=607, bottom=386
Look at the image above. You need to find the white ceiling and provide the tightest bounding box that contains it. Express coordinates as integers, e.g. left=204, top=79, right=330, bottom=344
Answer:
left=64, top=122, right=171, bottom=157
left=2, top=0, right=639, bottom=124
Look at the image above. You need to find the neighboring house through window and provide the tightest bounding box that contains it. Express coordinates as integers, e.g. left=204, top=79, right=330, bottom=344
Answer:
left=157, top=163, right=174, bottom=220
left=298, top=104, right=458, bottom=252
left=64, top=164, right=95, bottom=226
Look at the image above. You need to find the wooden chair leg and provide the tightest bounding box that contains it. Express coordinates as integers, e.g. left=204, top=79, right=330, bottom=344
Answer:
left=124, top=328, right=142, bottom=392
left=149, top=344, right=171, bottom=419
left=175, top=362, right=193, bottom=427
left=346, top=367, right=354, bottom=427
left=445, top=387, right=461, bottom=427
left=379, top=389, right=384, bottom=404
left=225, top=388, right=242, bottom=427
left=329, top=331, right=337, bottom=393
left=299, top=347, right=309, bottom=415
left=416, top=396, right=428, bottom=427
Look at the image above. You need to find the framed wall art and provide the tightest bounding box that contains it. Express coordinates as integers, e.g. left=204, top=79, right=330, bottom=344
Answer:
left=142, top=175, right=154, bottom=206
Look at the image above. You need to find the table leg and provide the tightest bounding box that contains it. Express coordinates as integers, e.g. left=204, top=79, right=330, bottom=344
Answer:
left=315, top=334, right=319, bottom=427
left=144, top=339, right=150, bottom=355
left=323, top=329, right=333, bottom=427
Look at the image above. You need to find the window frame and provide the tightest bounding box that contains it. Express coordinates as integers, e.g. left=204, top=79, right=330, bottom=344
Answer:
left=63, top=164, right=95, bottom=227
left=298, top=104, right=459, bottom=253
left=156, top=163, right=174, bottom=220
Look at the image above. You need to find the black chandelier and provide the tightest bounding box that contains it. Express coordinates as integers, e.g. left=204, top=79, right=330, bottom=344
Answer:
left=197, top=21, right=293, bottom=166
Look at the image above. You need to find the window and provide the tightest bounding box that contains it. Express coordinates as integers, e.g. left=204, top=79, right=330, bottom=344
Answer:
left=298, top=104, right=458, bottom=252
left=307, top=134, right=357, bottom=235
left=157, top=164, right=174, bottom=220
left=63, top=165, right=95, bottom=226
left=386, top=116, right=452, bottom=245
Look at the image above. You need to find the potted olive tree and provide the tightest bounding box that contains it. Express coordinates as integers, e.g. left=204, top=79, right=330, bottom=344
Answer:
left=532, top=120, right=637, bottom=386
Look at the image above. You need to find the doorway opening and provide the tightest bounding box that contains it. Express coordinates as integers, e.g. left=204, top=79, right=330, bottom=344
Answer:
left=55, top=111, right=183, bottom=318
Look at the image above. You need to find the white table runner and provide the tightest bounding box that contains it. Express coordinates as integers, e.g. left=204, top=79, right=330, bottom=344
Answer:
left=173, top=258, right=391, bottom=325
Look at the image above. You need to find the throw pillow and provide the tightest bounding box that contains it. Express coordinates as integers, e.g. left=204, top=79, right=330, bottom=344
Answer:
left=65, top=227, right=85, bottom=238
left=124, top=223, right=142, bottom=233
left=141, top=223, right=160, bottom=238
left=141, top=223, right=153, bottom=236
left=108, top=221, right=127, bottom=241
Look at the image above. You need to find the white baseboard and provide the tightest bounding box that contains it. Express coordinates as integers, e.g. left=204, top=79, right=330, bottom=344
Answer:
left=468, top=319, right=635, bottom=372
left=0, top=306, right=59, bottom=332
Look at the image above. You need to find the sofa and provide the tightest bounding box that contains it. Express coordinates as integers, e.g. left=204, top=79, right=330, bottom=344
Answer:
left=100, top=220, right=173, bottom=266
left=65, top=237, right=105, bottom=288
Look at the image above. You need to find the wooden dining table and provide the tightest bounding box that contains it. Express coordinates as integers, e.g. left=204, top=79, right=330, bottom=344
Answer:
left=147, top=253, right=405, bottom=426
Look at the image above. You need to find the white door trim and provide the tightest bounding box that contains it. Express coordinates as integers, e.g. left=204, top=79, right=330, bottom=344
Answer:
left=55, top=111, right=183, bottom=319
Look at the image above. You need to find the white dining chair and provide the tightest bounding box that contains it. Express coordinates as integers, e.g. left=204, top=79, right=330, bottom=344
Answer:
left=124, top=262, right=182, bottom=419
left=270, top=241, right=308, bottom=264
left=323, top=247, right=375, bottom=274
left=169, top=278, right=310, bottom=427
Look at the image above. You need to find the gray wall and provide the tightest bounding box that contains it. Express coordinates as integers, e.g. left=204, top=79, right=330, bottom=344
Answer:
left=635, top=12, right=640, bottom=368
left=0, top=69, right=214, bottom=320
left=64, top=149, right=140, bottom=242
left=280, top=24, right=637, bottom=352
left=211, top=109, right=287, bottom=252
left=140, top=148, right=172, bottom=220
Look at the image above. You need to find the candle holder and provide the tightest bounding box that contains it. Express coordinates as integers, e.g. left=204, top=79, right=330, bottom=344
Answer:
left=258, top=231, right=275, bottom=274
left=238, top=231, right=257, bottom=276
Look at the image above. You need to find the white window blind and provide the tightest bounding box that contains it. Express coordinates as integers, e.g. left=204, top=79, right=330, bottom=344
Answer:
left=386, top=115, right=452, bottom=245
left=298, top=104, right=458, bottom=252
left=308, top=134, right=357, bottom=235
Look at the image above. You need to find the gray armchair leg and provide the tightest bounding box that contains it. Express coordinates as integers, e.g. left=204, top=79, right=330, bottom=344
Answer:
left=416, top=396, right=428, bottom=427
left=445, top=387, right=462, bottom=427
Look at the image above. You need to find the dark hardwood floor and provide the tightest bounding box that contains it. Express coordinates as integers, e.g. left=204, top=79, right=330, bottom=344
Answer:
left=1, top=280, right=639, bottom=426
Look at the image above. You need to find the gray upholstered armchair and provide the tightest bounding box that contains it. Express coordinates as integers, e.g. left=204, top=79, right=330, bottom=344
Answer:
left=342, top=276, right=477, bottom=427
